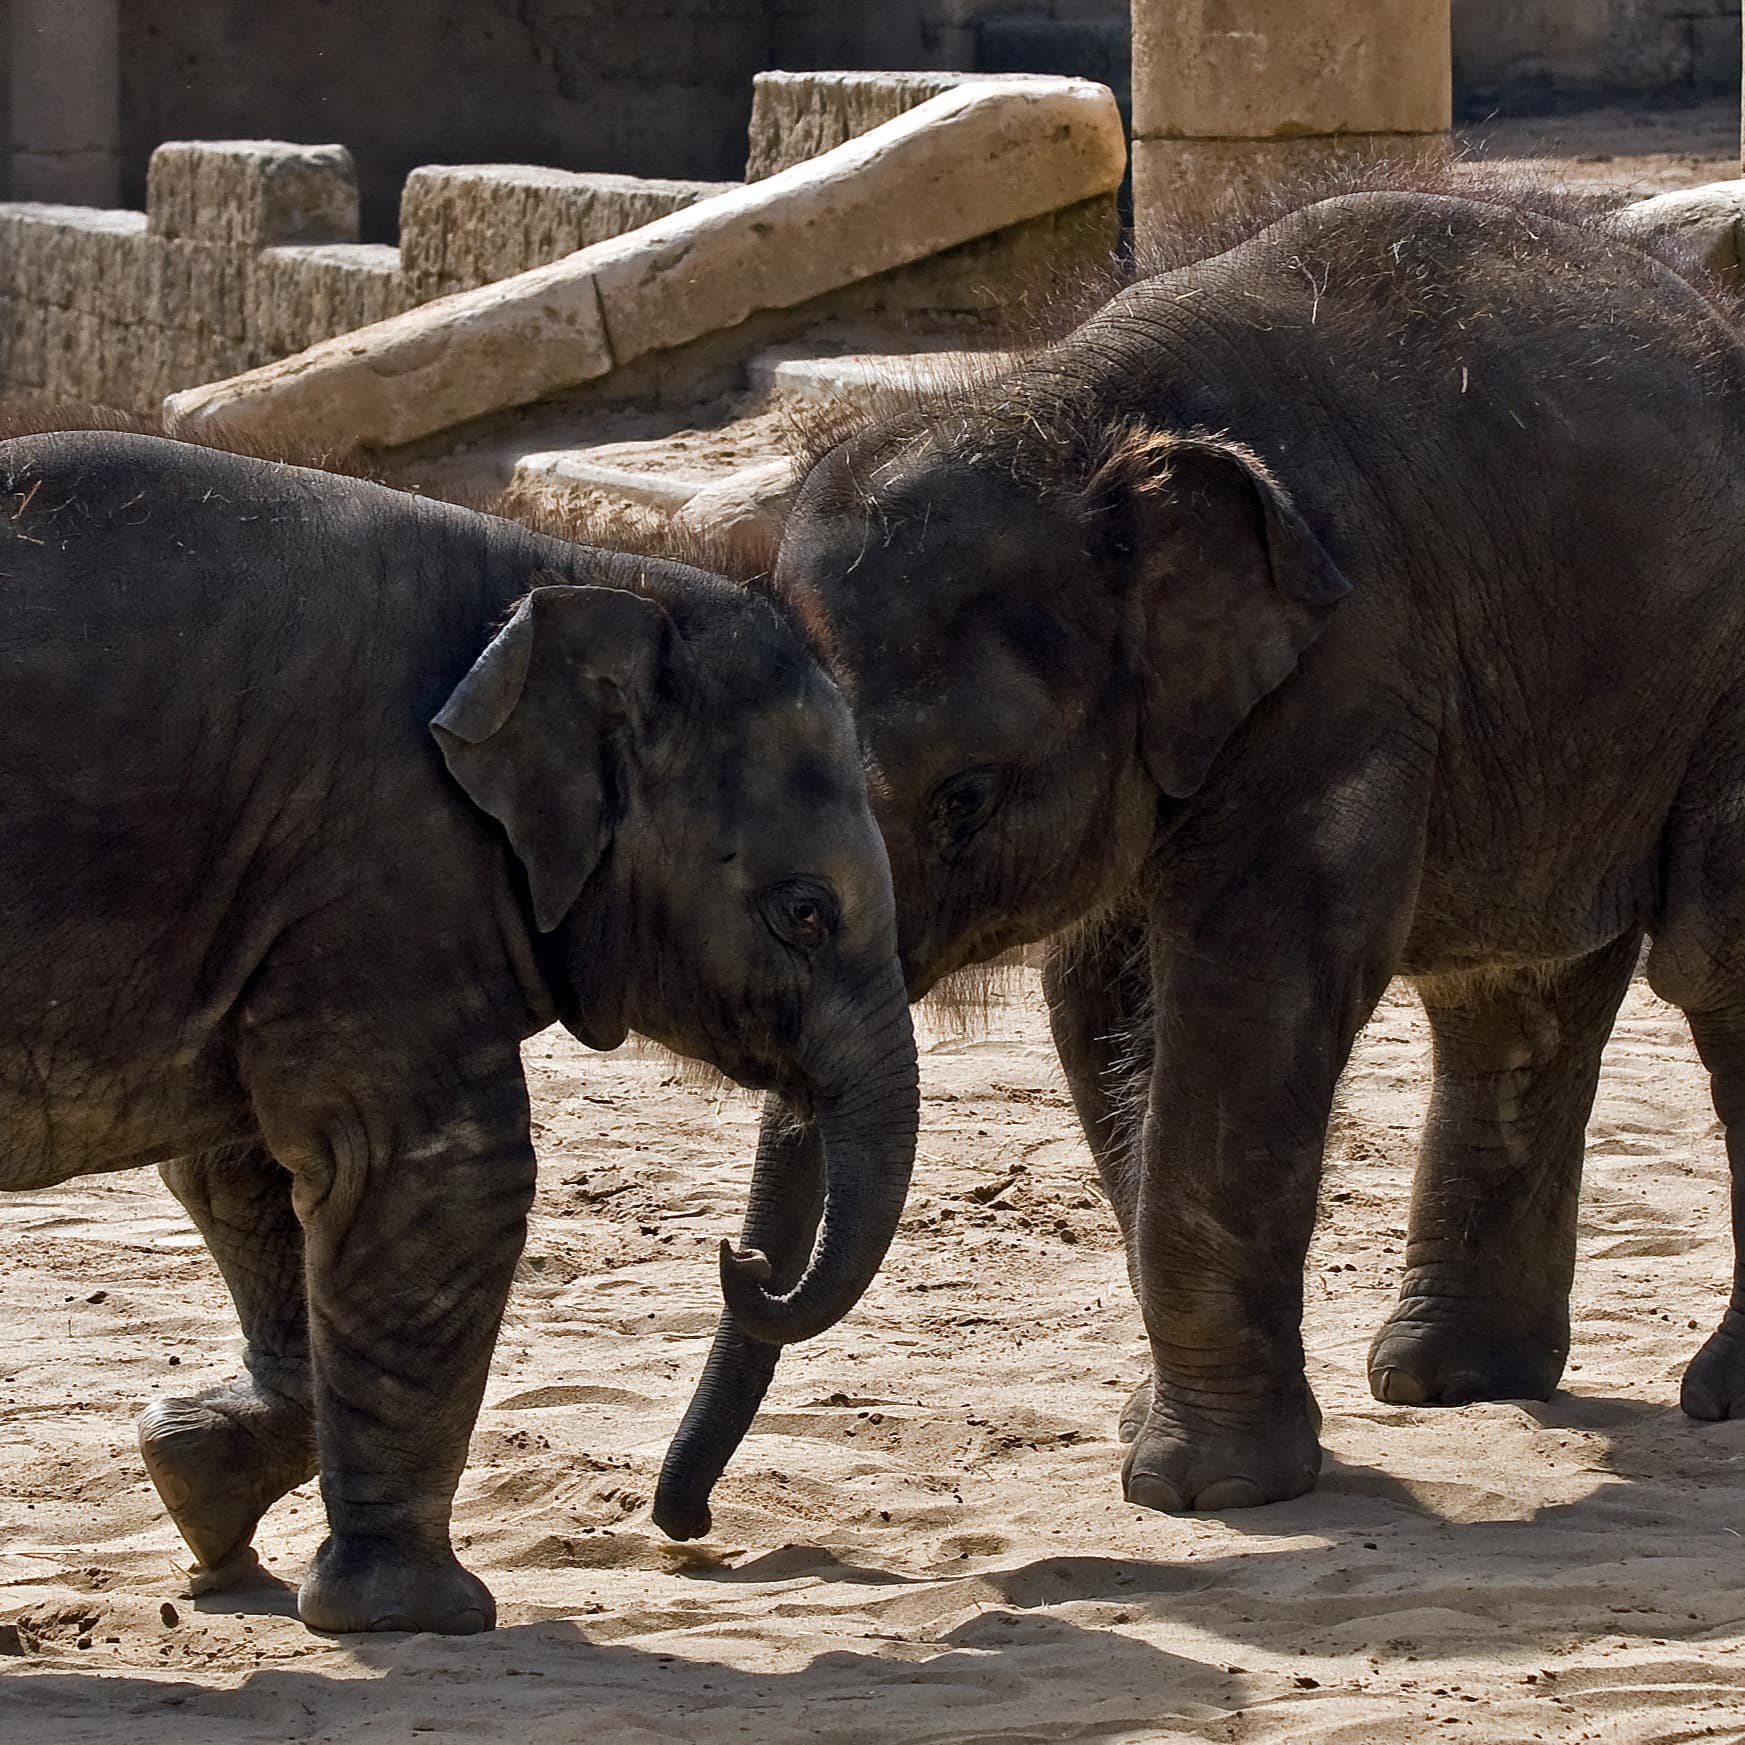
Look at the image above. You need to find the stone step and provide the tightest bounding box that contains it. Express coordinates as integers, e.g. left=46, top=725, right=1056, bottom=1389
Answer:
left=506, top=343, right=1013, bottom=541
left=746, top=344, right=1015, bottom=408
left=513, top=439, right=718, bottom=511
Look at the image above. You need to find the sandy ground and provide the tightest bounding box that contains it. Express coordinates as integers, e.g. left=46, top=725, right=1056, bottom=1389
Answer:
left=1455, top=97, right=1742, bottom=197
left=3, top=971, right=1745, bottom=1743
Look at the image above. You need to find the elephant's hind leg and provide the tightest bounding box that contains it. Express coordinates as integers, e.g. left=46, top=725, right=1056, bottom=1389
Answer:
left=1665, top=1008, right=1745, bottom=1420
left=140, top=1141, right=316, bottom=1590
left=1369, top=934, right=1640, bottom=1407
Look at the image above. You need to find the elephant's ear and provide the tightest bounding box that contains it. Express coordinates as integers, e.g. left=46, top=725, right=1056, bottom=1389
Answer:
left=1092, top=428, right=1352, bottom=800
left=432, top=582, right=670, bottom=932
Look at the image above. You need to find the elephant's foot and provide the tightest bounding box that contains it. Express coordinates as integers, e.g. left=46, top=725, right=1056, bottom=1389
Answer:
left=298, top=1537, right=495, bottom=1635
left=1121, top=1383, right=1322, bottom=1512
left=1118, top=1378, right=1151, bottom=1444
left=138, top=1380, right=316, bottom=1585
left=1367, top=1279, right=1567, bottom=1406
left=1681, top=1308, right=1745, bottom=1420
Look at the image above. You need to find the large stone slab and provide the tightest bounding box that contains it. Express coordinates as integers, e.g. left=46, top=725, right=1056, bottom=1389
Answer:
left=147, top=141, right=359, bottom=247
left=1610, top=180, right=1745, bottom=275
left=167, top=262, right=614, bottom=452
left=164, top=77, right=1126, bottom=453
left=583, top=78, right=1125, bottom=371
left=399, top=166, right=736, bottom=297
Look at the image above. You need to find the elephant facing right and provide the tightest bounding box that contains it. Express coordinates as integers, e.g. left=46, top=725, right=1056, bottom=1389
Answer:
left=658, top=183, right=1745, bottom=1536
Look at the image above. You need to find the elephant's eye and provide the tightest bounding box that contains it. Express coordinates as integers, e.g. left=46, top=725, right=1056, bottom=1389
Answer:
left=760, top=880, right=839, bottom=951
left=929, top=765, right=1002, bottom=849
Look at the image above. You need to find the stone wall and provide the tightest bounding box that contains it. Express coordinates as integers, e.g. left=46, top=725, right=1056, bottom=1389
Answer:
left=0, top=140, right=734, bottom=414
left=96, top=0, right=1125, bottom=240
left=0, top=73, right=1123, bottom=421
left=1452, top=0, right=1742, bottom=104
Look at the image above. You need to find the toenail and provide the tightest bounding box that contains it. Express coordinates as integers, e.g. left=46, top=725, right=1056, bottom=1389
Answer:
left=1372, top=1366, right=1428, bottom=1406
left=1125, top=1473, right=1185, bottom=1513
left=1193, top=1477, right=1267, bottom=1511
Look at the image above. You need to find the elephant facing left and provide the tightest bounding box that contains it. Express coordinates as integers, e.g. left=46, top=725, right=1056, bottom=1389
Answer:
left=0, top=431, right=918, bottom=1636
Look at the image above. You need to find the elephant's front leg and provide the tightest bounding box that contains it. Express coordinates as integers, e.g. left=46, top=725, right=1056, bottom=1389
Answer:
left=263, top=1059, right=536, bottom=1635
left=1041, top=913, right=1154, bottom=1440
left=1370, top=934, right=1640, bottom=1406
left=1124, top=951, right=1376, bottom=1513
left=140, top=1141, right=317, bottom=1591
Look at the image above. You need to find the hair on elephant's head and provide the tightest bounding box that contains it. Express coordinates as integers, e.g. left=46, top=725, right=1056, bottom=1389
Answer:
left=773, top=409, right=1351, bottom=998
left=432, top=564, right=917, bottom=1346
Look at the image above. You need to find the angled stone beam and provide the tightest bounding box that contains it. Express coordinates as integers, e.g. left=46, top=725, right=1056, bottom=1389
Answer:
left=163, top=76, right=1125, bottom=453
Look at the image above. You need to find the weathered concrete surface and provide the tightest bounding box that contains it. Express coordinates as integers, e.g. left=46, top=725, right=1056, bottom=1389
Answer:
left=249, top=244, right=409, bottom=360
left=0, top=141, right=421, bottom=412
left=163, top=77, right=1126, bottom=453
left=1453, top=0, right=1739, bottom=104
left=400, top=165, right=736, bottom=297
left=745, top=70, right=972, bottom=180
left=169, top=260, right=615, bottom=451
left=147, top=140, right=359, bottom=246
left=1130, top=0, right=1450, bottom=242
left=515, top=444, right=715, bottom=512
left=748, top=345, right=1015, bottom=406
left=8, top=0, right=120, bottom=206
left=1611, top=179, right=1745, bottom=273
left=1132, top=0, right=1451, bottom=141
left=1132, top=133, right=1448, bottom=238
left=669, top=457, right=801, bottom=571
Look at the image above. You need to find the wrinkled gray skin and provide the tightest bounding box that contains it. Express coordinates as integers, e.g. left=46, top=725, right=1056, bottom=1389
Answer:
left=657, top=189, right=1745, bottom=1533
left=0, top=431, right=916, bottom=1632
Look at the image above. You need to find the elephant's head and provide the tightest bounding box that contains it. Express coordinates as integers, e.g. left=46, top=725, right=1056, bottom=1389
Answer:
left=432, top=569, right=917, bottom=1347
left=772, top=410, right=1351, bottom=994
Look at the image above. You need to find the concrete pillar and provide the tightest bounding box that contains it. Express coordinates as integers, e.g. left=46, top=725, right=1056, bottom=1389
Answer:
left=1131, top=1, right=1451, bottom=245
left=9, top=0, right=120, bottom=206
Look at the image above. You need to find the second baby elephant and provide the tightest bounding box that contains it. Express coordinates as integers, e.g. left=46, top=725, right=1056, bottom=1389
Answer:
left=0, top=431, right=917, bottom=1633
left=657, top=185, right=1745, bottom=1535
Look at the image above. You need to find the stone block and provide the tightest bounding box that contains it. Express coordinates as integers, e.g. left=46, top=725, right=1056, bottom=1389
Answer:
left=1132, top=133, right=1445, bottom=245
left=670, top=457, right=801, bottom=573
left=62, top=211, right=150, bottom=317
left=248, top=244, right=408, bottom=360
left=1132, top=0, right=1451, bottom=141
left=745, top=69, right=974, bottom=178
left=0, top=298, right=36, bottom=389
left=399, top=166, right=734, bottom=296
left=41, top=307, right=106, bottom=404
left=0, top=206, right=110, bottom=305
left=135, top=325, right=251, bottom=406
left=1611, top=181, right=1745, bottom=276
left=147, top=140, right=359, bottom=247
left=0, top=208, right=148, bottom=315
left=4, top=300, right=49, bottom=389
left=139, top=239, right=253, bottom=338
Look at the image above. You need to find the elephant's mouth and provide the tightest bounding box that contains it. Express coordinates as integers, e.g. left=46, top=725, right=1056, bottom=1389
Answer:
left=903, top=926, right=1035, bottom=1004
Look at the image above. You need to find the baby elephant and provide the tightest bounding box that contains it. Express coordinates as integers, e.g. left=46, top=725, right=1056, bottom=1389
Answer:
left=0, top=432, right=916, bottom=1634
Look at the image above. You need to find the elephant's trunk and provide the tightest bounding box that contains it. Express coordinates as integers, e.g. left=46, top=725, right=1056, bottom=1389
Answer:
left=653, top=1103, right=820, bottom=1541
left=718, top=976, right=917, bottom=1344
